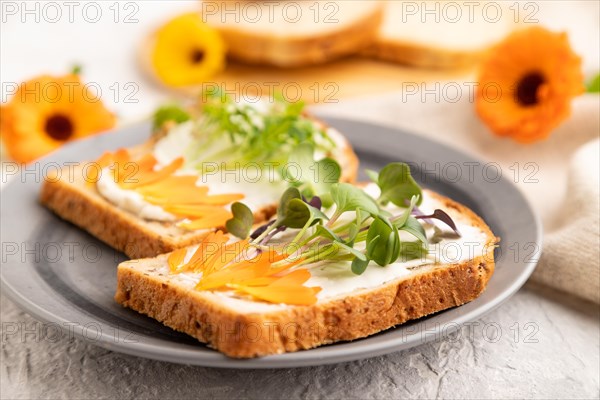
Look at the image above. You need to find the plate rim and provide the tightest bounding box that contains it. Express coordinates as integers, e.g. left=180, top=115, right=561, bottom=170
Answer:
left=0, top=116, right=543, bottom=368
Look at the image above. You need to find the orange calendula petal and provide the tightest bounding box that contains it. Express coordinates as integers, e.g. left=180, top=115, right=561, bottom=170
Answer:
left=267, top=252, right=289, bottom=265
left=166, top=192, right=244, bottom=207
left=142, top=190, right=212, bottom=206
left=88, top=149, right=130, bottom=187
left=167, top=248, right=188, bottom=272
left=112, top=149, right=131, bottom=165
left=235, top=284, right=319, bottom=306
left=96, top=152, right=115, bottom=168
left=194, top=193, right=245, bottom=205
left=178, top=216, right=231, bottom=231
left=133, top=174, right=243, bottom=206
left=269, top=267, right=311, bottom=284
left=140, top=184, right=207, bottom=197
left=266, top=257, right=305, bottom=276
left=134, top=154, right=158, bottom=172
left=136, top=176, right=206, bottom=195
left=184, top=231, right=229, bottom=271
left=182, top=241, right=322, bottom=305
left=236, top=276, right=278, bottom=287
left=165, top=204, right=226, bottom=218
left=120, top=157, right=184, bottom=189
left=203, top=239, right=249, bottom=276
left=233, top=269, right=320, bottom=305
left=95, top=149, right=130, bottom=168
left=196, top=256, right=271, bottom=290
left=177, top=212, right=232, bottom=231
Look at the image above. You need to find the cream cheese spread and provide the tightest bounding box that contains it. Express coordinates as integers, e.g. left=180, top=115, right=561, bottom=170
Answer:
left=96, top=168, right=177, bottom=222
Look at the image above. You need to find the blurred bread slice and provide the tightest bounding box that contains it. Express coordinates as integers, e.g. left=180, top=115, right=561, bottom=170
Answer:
left=363, top=0, right=518, bottom=68
left=202, top=0, right=384, bottom=67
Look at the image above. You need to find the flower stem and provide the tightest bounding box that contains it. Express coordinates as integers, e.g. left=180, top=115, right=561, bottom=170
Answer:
left=253, top=222, right=278, bottom=244
left=260, top=225, right=285, bottom=245
left=325, top=211, right=341, bottom=229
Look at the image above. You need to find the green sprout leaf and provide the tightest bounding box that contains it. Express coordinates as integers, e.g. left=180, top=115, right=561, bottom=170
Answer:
left=331, top=183, right=380, bottom=216
left=394, top=195, right=420, bottom=228
left=366, top=234, right=381, bottom=258
left=279, top=198, right=312, bottom=229
left=365, top=169, right=379, bottom=184
left=153, top=104, right=190, bottom=131
left=346, top=222, right=360, bottom=247
left=366, top=217, right=401, bottom=266
left=225, top=202, right=254, bottom=239
left=315, top=225, right=342, bottom=242
left=313, top=225, right=366, bottom=262
left=351, top=257, right=370, bottom=275
left=401, top=216, right=428, bottom=245
left=284, top=143, right=314, bottom=184
left=375, top=163, right=422, bottom=207
left=313, top=158, right=341, bottom=207
left=277, top=187, right=302, bottom=220
left=284, top=144, right=341, bottom=207
left=273, top=188, right=329, bottom=245
left=334, top=241, right=367, bottom=261
left=279, top=198, right=328, bottom=229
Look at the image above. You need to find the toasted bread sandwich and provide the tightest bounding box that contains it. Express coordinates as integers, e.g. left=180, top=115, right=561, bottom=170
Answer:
left=41, top=95, right=358, bottom=258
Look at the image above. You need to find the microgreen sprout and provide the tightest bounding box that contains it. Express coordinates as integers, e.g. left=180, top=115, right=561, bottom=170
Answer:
left=226, top=162, right=460, bottom=275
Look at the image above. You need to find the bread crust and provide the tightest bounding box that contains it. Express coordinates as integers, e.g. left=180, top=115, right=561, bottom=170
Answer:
left=210, top=6, right=384, bottom=67
left=115, top=190, right=498, bottom=358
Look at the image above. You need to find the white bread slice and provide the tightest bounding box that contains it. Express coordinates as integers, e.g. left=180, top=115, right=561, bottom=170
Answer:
left=115, top=189, right=497, bottom=358
left=40, top=117, right=358, bottom=259
left=363, top=0, right=517, bottom=68
left=202, top=0, right=384, bottom=67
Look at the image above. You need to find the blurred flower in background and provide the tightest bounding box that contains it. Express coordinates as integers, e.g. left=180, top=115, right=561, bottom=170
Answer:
left=148, top=13, right=226, bottom=87
left=475, top=27, right=584, bottom=143
left=0, top=72, right=116, bottom=163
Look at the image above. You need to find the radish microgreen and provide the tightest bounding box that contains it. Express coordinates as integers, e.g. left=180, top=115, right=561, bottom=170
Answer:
left=226, top=162, right=459, bottom=275
left=225, top=202, right=254, bottom=240
left=369, top=162, right=422, bottom=207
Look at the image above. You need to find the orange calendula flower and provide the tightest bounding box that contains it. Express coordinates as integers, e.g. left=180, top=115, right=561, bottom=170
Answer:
left=96, top=150, right=244, bottom=231
left=151, top=13, right=226, bottom=87
left=476, top=27, right=584, bottom=143
left=170, top=234, right=320, bottom=305
left=1, top=74, right=116, bottom=163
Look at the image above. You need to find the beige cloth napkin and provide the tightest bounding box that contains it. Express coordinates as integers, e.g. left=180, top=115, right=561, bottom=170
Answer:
left=314, top=92, right=600, bottom=304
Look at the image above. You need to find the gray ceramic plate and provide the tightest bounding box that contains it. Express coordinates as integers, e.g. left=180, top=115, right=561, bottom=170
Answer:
left=0, top=117, right=542, bottom=368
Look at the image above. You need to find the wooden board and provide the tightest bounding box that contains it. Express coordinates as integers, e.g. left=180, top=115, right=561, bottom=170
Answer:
left=182, top=56, right=474, bottom=103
